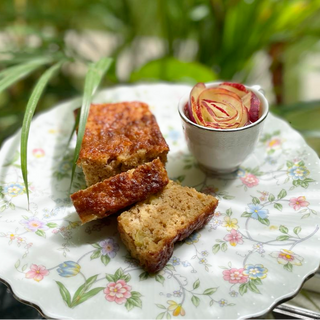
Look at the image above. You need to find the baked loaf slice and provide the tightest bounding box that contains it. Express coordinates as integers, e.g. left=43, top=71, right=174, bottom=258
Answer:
left=117, top=181, right=218, bottom=273
left=77, top=101, right=169, bottom=186
left=71, top=158, right=169, bottom=224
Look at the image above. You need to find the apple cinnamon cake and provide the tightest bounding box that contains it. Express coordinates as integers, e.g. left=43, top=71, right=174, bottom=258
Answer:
left=77, top=102, right=169, bottom=186
left=117, top=181, right=218, bottom=273
left=71, top=159, right=169, bottom=224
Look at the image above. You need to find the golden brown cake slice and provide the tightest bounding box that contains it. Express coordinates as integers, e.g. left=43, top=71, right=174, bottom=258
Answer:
left=77, top=101, right=169, bottom=186
left=71, top=159, right=169, bottom=224
left=117, top=181, right=218, bottom=273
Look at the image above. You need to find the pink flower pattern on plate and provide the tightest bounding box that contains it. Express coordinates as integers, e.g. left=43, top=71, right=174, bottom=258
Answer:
left=289, top=196, right=309, bottom=211
left=223, top=229, right=244, bottom=247
left=270, top=249, right=304, bottom=266
left=104, top=280, right=132, bottom=304
left=223, top=268, right=248, bottom=284
left=32, top=148, right=45, bottom=158
left=267, top=138, right=281, bottom=150
left=240, top=173, right=259, bottom=188
left=25, top=264, right=49, bottom=282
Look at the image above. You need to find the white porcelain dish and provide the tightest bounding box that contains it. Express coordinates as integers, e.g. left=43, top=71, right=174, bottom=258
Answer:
left=0, top=84, right=319, bottom=319
left=178, top=82, right=269, bottom=174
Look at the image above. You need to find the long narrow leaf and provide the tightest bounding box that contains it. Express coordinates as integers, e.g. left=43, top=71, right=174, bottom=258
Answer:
left=271, top=100, right=320, bottom=115
left=0, top=58, right=51, bottom=92
left=20, top=61, right=63, bottom=208
left=67, top=108, right=80, bottom=147
left=69, top=57, right=113, bottom=190
left=0, top=58, right=49, bottom=77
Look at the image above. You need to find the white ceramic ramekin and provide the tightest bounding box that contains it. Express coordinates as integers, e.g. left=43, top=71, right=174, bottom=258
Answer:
left=178, top=82, right=269, bottom=174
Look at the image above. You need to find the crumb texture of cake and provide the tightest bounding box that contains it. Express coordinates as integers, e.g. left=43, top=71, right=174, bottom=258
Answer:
left=77, top=101, right=169, bottom=186
left=117, top=181, right=218, bottom=273
left=71, top=158, right=169, bottom=224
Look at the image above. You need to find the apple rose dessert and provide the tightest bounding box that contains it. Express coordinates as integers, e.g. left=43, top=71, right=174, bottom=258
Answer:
left=187, top=82, right=261, bottom=129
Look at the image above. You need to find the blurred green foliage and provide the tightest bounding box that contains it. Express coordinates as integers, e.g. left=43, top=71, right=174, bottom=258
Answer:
left=0, top=0, right=320, bottom=152
left=130, top=57, right=217, bottom=83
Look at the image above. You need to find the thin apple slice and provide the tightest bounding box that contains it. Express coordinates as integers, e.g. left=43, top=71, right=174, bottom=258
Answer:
left=191, top=98, right=205, bottom=124
left=188, top=82, right=206, bottom=122
left=242, top=91, right=260, bottom=123
left=218, top=82, right=248, bottom=98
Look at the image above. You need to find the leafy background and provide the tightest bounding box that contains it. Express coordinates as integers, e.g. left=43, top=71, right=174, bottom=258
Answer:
left=0, top=0, right=320, bottom=154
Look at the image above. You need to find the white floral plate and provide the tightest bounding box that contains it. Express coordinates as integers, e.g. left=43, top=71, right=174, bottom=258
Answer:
left=0, top=84, right=320, bottom=319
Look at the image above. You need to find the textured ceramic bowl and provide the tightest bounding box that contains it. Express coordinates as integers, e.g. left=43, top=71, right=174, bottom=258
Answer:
left=178, top=82, right=269, bottom=174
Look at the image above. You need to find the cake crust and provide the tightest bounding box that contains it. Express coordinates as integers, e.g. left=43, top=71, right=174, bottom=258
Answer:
left=71, top=158, right=169, bottom=224
left=77, top=102, right=169, bottom=186
left=117, top=181, right=219, bottom=273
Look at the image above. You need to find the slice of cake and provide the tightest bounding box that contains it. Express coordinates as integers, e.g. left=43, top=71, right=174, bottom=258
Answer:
left=77, top=101, right=169, bottom=186
left=71, top=159, right=169, bottom=224
left=117, top=181, right=218, bottom=273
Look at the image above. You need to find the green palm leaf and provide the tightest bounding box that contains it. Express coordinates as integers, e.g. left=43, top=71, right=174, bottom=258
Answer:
left=67, top=109, right=80, bottom=147
left=0, top=58, right=51, bottom=92
left=20, top=61, right=64, bottom=207
left=69, top=57, right=113, bottom=190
